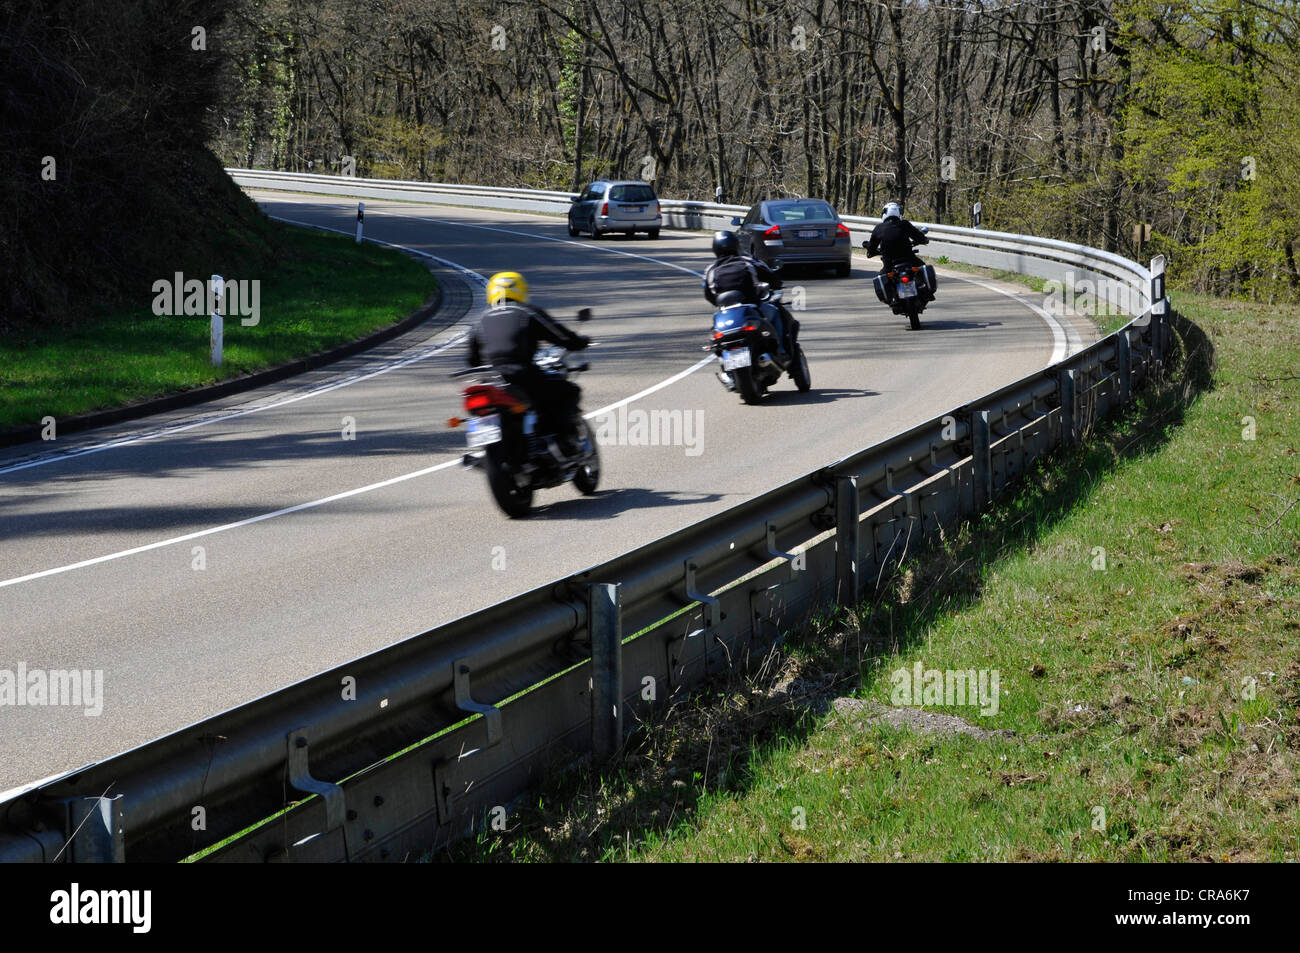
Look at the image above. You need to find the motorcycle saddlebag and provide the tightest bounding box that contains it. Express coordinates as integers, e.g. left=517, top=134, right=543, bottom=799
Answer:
left=873, top=273, right=893, bottom=304
left=923, top=264, right=937, bottom=295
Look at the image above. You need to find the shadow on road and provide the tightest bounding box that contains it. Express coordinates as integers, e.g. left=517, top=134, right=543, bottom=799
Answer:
left=531, top=486, right=729, bottom=520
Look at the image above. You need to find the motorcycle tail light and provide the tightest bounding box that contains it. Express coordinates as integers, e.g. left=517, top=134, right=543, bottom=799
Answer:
left=900, top=276, right=910, bottom=282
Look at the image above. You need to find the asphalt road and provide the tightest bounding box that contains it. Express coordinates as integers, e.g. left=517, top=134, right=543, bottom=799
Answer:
left=0, top=193, right=1090, bottom=791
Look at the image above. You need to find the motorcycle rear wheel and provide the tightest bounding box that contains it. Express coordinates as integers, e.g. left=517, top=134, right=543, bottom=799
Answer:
left=907, top=304, right=921, bottom=330
left=790, top=344, right=812, bottom=392
left=485, top=447, right=534, bottom=517
left=573, top=420, right=600, bottom=495
left=733, top=365, right=764, bottom=405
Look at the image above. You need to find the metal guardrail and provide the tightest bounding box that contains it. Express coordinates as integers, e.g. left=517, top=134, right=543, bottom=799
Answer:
left=0, top=171, right=1172, bottom=862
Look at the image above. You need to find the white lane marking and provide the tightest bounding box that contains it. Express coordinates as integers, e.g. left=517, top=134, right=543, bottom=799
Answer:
left=0, top=458, right=464, bottom=590
left=0, top=220, right=487, bottom=477
left=0, top=354, right=717, bottom=591
left=404, top=212, right=705, bottom=278
left=945, top=273, right=1074, bottom=364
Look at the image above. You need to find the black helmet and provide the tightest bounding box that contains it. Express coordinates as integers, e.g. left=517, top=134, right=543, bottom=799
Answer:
left=712, top=230, right=740, bottom=257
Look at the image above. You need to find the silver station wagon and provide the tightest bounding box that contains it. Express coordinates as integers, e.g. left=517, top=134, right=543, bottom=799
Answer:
left=568, top=180, right=662, bottom=239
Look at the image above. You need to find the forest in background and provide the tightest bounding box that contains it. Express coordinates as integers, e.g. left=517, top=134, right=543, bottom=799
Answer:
left=211, top=0, right=1300, bottom=300
left=3, top=1, right=1298, bottom=331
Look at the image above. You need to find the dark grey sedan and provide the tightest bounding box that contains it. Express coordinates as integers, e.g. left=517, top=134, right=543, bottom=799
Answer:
left=731, top=198, right=853, bottom=276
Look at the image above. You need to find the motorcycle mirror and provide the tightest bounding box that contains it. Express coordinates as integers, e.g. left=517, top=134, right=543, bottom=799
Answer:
left=861, top=239, right=870, bottom=249
left=730, top=217, right=741, bottom=226
left=577, top=307, right=592, bottom=322
left=920, top=225, right=930, bottom=234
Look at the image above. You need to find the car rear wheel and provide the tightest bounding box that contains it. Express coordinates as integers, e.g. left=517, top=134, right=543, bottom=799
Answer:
left=567, top=220, right=579, bottom=237
left=835, top=261, right=851, bottom=278
left=647, top=229, right=660, bottom=239
left=589, top=217, right=603, bottom=240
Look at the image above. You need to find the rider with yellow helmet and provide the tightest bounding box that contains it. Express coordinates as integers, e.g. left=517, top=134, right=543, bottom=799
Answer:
left=468, top=272, right=590, bottom=454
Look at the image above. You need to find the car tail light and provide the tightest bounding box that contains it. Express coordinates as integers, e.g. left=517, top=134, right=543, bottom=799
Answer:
left=836, top=223, right=851, bottom=237
left=601, top=202, right=608, bottom=216
left=713, top=331, right=723, bottom=339
left=763, top=224, right=780, bottom=238
left=742, top=324, right=756, bottom=331
left=654, top=201, right=660, bottom=216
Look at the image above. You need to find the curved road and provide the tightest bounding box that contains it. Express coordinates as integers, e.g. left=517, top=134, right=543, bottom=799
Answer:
left=0, top=193, right=1090, bottom=791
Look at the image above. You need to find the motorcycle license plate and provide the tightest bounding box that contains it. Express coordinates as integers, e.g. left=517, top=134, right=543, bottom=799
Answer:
left=797, top=229, right=822, bottom=239
left=897, top=281, right=918, bottom=299
left=722, top=348, right=752, bottom=370
left=466, top=414, right=502, bottom=448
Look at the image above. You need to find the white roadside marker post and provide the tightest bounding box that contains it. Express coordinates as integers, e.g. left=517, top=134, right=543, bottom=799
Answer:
left=356, top=202, right=364, bottom=243
left=210, top=274, right=224, bottom=366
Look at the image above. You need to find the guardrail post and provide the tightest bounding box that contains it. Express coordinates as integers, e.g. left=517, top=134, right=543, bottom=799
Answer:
left=64, top=795, right=125, bottom=862
left=1058, top=369, right=1078, bottom=447
left=1117, top=330, right=1132, bottom=405
left=588, top=583, right=623, bottom=763
left=355, top=202, right=365, bottom=243
left=835, top=476, right=859, bottom=604
left=971, top=410, right=992, bottom=510
left=209, top=274, right=223, bottom=367
left=1150, top=254, right=1167, bottom=370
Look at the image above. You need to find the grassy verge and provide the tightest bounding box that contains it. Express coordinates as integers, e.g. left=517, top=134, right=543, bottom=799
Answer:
left=0, top=224, right=437, bottom=431
left=438, top=291, right=1300, bottom=862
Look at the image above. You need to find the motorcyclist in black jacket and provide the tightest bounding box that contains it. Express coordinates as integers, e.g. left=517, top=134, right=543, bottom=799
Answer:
left=467, top=271, right=589, bottom=454
left=867, top=202, right=933, bottom=300
left=702, top=231, right=796, bottom=354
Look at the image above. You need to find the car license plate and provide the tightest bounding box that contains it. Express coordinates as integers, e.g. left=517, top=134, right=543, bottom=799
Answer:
left=797, top=229, right=821, bottom=239
left=722, top=348, right=752, bottom=370
left=897, top=281, right=918, bottom=299
left=624, top=205, right=644, bottom=213
left=467, top=414, right=502, bottom=448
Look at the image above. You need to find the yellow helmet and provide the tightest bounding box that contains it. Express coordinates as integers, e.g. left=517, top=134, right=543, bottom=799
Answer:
left=486, top=271, right=528, bottom=306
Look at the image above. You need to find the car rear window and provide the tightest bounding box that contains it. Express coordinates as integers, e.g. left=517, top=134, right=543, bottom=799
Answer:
left=610, top=184, right=656, bottom=203
left=768, top=202, right=836, bottom=223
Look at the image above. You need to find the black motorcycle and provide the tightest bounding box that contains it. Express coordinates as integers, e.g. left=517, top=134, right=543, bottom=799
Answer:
left=452, top=311, right=599, bottom=517
left=865, top=227, right=938, bottom=330
left=703, top=277, right=811, bottom=404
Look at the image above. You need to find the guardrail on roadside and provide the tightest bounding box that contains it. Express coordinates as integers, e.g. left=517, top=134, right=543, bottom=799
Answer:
left=0, top=171, right=1173, bottom=862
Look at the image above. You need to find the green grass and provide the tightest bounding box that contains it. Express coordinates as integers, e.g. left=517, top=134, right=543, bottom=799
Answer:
left=0, top=224, right=437, bottom=431
left=437, top=291, right=1300, bottom=862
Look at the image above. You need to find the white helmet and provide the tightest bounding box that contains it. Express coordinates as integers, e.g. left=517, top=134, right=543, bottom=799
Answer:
left=882, top=202, right=902, bottom=221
